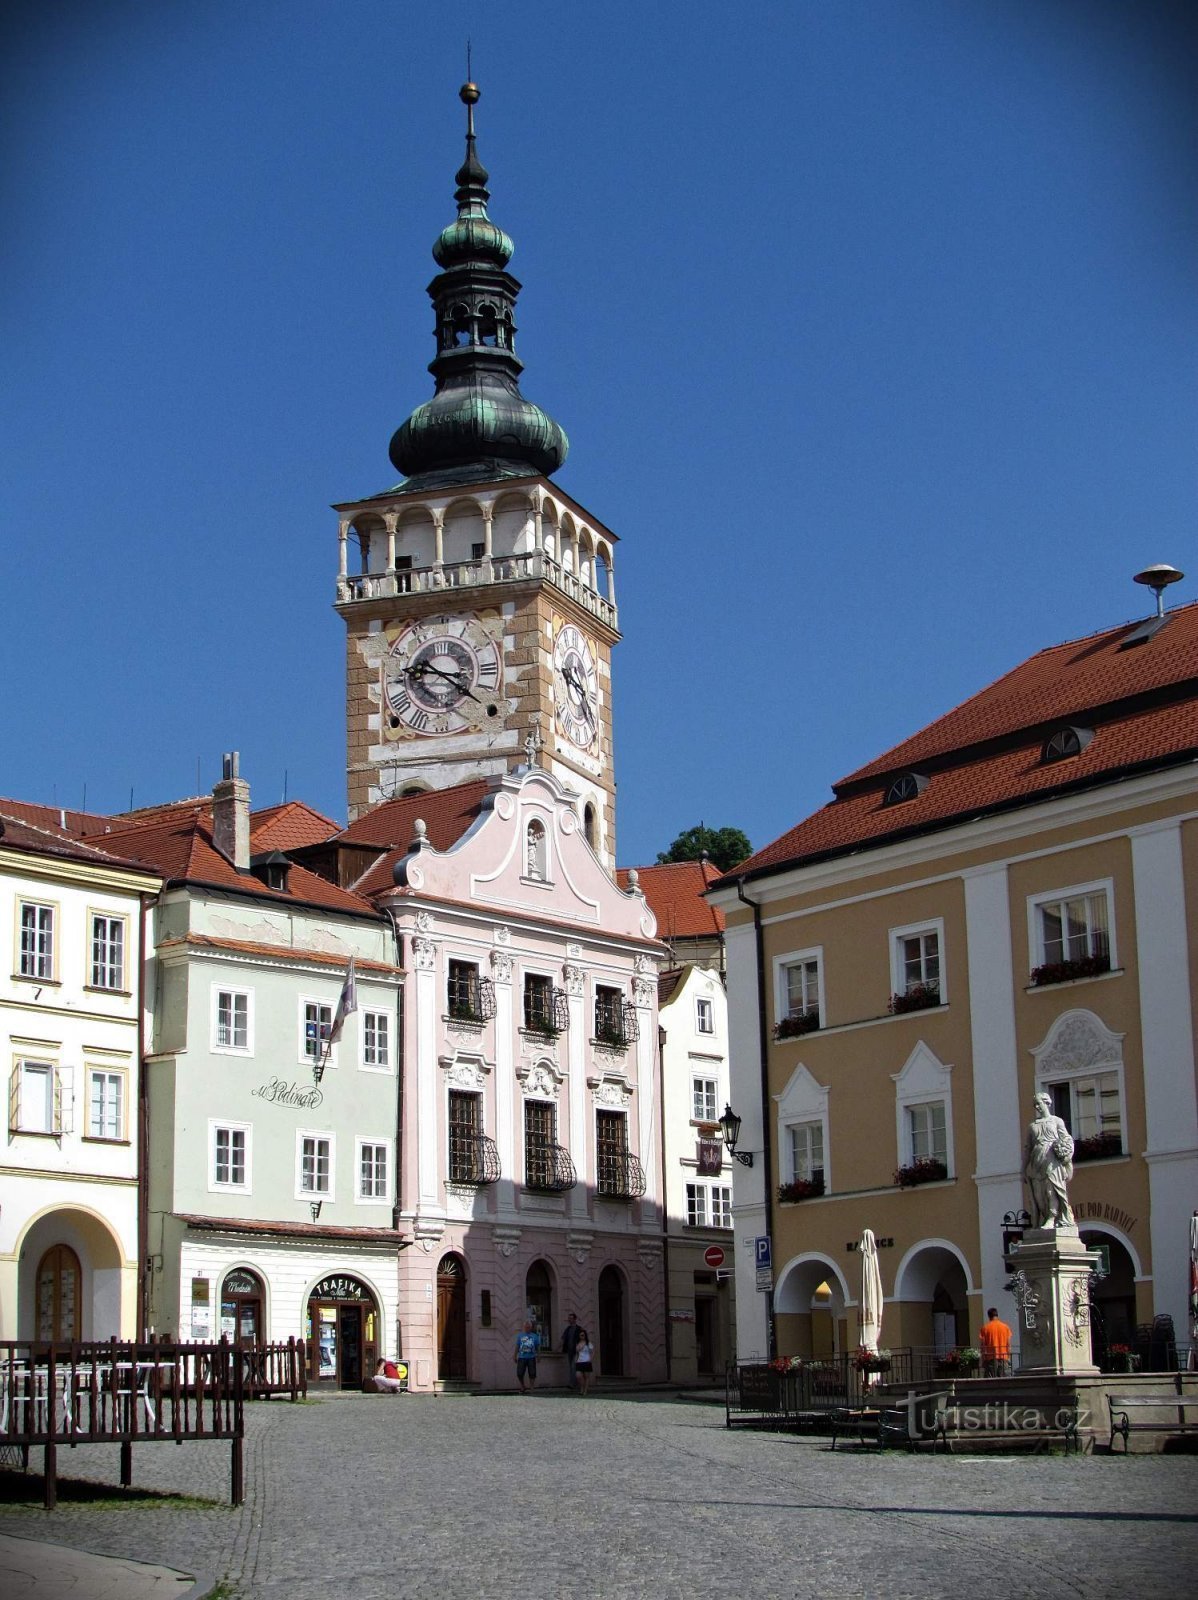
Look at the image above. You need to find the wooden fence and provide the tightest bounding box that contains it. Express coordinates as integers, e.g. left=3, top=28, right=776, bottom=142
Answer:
left=0, top=1337, right=271, bottom=1507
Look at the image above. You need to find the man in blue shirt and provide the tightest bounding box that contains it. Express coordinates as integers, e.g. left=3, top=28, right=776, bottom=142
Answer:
left=514, top=1320, right=540, bottom=1392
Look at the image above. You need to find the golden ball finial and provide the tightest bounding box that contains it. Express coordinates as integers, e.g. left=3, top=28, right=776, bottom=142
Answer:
left=460, top=82, right=480, bottom=105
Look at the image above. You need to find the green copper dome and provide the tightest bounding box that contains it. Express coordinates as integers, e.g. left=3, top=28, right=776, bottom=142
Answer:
left=388, top=82, right=567, bottom=490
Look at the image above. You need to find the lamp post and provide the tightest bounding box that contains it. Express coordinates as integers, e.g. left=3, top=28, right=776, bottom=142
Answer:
left=718, top=1104, right=754, bottom=1168
left=310, top=1201, right=323, bottom=1224
left=1002, top=1208, right=1031, bottom=1257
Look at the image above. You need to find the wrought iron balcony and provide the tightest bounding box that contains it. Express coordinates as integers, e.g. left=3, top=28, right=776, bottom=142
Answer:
left=448, top=1133, right=501, bottom=1187
left=524, top=1140, right=577, bottom=1193
left=447, top=975, right=496, bottom=1024
left=596, top=1149, right=647, bottom=1200
left=523, top=987, right=570, bottom=1038
left=593, top=1000, right=640, bottom=1051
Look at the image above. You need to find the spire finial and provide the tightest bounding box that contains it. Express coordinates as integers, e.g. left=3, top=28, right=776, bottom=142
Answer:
left=460, top=71, right=480, bottom=142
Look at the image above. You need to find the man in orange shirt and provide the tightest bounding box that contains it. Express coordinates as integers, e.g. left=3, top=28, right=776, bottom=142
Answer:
left=979, top=1307, right=1013, bottom=1376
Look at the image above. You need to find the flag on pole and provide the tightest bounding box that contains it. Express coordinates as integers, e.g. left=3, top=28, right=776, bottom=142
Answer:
left=328, top=955, right=358, bottom=1044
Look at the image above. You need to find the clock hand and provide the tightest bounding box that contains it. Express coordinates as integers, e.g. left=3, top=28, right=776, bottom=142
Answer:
left=408, top=660, right=480, bottom=701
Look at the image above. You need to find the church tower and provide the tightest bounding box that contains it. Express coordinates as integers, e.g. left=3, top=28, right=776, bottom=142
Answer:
left=335, top=83, right=620, bottom=865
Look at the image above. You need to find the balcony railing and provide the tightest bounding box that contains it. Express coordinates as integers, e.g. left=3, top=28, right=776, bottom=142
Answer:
left=523, top=987, right=570, bottom=1038
left=596, top=1149, right=647, bottom=1200
left=524, top=1140, right=577, bottom=1193
left=447, top=976, right=496, bottom=1024
left=448, top=1133, right=501, bottom=1186
left=337, top=549, right=618, bottom=632
left=594, top=1000, right=640, bottom=1051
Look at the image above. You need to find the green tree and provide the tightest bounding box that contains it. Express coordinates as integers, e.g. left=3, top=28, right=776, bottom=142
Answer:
left=656, top=824, right=752, bottom=874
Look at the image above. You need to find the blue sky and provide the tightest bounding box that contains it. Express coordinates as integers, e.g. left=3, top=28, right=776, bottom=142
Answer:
left=3, top=0, right=1195, bottom=867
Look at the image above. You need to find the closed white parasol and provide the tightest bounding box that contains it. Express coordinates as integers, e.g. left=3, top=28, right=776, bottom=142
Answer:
left=859, top=1228, right=884, bottom=1383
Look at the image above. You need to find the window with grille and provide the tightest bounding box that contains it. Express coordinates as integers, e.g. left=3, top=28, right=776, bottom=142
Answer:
left=363, top=1010, right=390, bottom=1068
left=448, top=960, right=490, bottom=1022
left=358, top=1141, right=389, bottom=1200
left=523, top=973, right=561, bottom=1035
left=300, top=1134, right=332, bottom=1194
left=212, top=1124, right=248, bottom=1188
left=594, top=985, right=627, bottom=1046
left=692, top=1077, right=718, bottom=1122
left=449, top=1090, right=483, bottom=1181
left=596, top=1109, right=629, bottom=1196
left=90, top=914, right=125, bottom=990
left=89, top=1069, right=124, bottom=1140
left=19, top=902, right=54, bottom=979
left=215, top=989, right=250, bottom=1052
left=524, top=1099, right=557, bottom=1188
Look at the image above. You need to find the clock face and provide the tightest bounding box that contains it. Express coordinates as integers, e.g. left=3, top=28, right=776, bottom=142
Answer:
left=383, top=615, right=504, bottom=738
left=553, top=624, right=599, bottom=750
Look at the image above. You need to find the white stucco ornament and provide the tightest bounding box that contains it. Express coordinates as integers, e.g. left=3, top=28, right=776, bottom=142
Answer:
left=412, top=936, right=437, bottom=971
left=490, top=947, right=513, bottom=983
left=562, top=963, right=585, bottom=997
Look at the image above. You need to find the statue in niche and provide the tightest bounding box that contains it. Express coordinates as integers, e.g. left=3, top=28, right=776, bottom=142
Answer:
left=1022, top=1091, right=1075, bottom=1228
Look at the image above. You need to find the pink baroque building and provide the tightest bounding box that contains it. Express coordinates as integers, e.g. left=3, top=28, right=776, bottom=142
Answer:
left=304, top=764, right=669, bottom=1390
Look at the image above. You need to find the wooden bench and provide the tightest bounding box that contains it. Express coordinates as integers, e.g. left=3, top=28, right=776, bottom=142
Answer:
left=934, top=1398, right=1080, bottom=1455
left=1107, top=1393, right=1198, bottom=1453
left=877, top=1391, right=949, bottom=1452
left=830, top=1407, right=881, bottom=1449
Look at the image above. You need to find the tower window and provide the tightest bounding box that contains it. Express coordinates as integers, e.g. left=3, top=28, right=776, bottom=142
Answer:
left=450, top=305, right=471, bottom=346
left=583, top=803, right=597, bottom=849
left=478, top=303, right=499, bottom=346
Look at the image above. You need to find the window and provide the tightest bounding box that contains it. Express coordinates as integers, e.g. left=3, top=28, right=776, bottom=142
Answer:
left=525, top=1260, right=553, bottom=1344
left=523, top=973, right=563, bottom=1035
left=692, top=1076, right=718, bottom=1122
left=686, top=1183, right=732, bottom=1229
left=883, top=771, right=928, bottom=807
left=789, top=1120, right=824, bottom=1184
left=524, top=1099, right=558, bottom=1188
left=19, top=902, right=54, bottom=979
left=686, top=1183, right=708, bottom=1227
left=594, top=985, right=632, bottom=1047
left=362, top=1010, right=390, bottom=1069
left=596, top=1109, right=631, bottom=1196
left=13, top=1060, right=56, bottom=1133
left=448, top=961, right=494, bottom=1023
left=449, top=1089, right=483, bottom=1181
left=299, top=1133, right=333, bottom=1195
left=211, top=1123, right=249, bottom=1189
left=908, top=1101, right=947, bottom=1165
left=1030, top=882, right=1113, bottom=980
left=214, top=988, right=251, bottom=1053
left=88, top=1069, right=124, bottom=1140
left=1049, top=1072, right=1123, bottom=1157
left=357, top=1140, right=390, bottom=1201
left=696, top=997, right=714, bottom=1035
left=774, top=948, right=823, bottom=1036
left=711, top=1185, right=732, bottom=1229
left=90, top=914, right=125, bottom=990
left=1042, top=726, right=1093, bottom=764
left=889, top=919, right=945, bottom=1008
left=302, top=1001, right=333, bottom=1063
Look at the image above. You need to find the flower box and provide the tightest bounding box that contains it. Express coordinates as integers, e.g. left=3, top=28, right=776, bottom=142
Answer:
left=852, top=1345, right=891, bottom=1374
left=888, top=982, right=941, bottom=1015
left=778, top=1175, right=825, bottom=1203
left=1029, top=952, right=1111, bottom=987
left=893, top=1157, right=948, bottom=1188
left=935, top=1347, right=980, bottom=1376
left=1073, top=1131, right=1122, bottom=1163
left=774, top=1008, right=821, bottom=1041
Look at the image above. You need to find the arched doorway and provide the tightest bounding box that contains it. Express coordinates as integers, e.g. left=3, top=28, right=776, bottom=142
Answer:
left=1081, top=1231, right=1138, bottom=1363
left=525, top=1260, right=553, bottom=1347
left=774, top=1255, right=850, bottom=1359
left=893, top=1242, right=972, bottom=1355
left=437, top=1254, right=467, bottom=1379
left=305, top=1274, right=380, bottom=1389
left=220, top=1267, right=265, bottom=1345
left=598, top=1265, right=625, bottom=1376
left=36, top=1245, right=81, bottom=1341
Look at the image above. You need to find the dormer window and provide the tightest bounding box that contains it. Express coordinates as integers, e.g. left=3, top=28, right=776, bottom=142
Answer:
left=250, top=852, right=291, bottom=893
left=1042, top=726, right=1093, bottom=764
left=883, top=772, right=928, bottom=807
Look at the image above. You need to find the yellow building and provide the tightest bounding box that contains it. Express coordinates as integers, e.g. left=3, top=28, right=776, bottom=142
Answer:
left=710, top=588, right=1198, bottom=1370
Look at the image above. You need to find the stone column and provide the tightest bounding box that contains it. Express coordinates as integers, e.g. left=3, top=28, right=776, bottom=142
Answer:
left=385, top=513, right=398, bottom=578
left=1005, top=1226, right=1102, bottom=1374
left=481, top=503, right=494, bottom=581
left=490, top=941, right=516, bottom=1219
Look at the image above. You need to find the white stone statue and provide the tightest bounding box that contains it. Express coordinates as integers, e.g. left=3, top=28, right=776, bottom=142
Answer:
left=1022, top=1090, right=1075, bottom=1228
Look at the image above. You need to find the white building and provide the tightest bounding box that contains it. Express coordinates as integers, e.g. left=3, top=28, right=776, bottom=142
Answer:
left=0, top=806, right=160, bottom=1341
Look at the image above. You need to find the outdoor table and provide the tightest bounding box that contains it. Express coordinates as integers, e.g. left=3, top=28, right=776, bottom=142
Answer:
left=830, top=1407, right=882, bottom=1449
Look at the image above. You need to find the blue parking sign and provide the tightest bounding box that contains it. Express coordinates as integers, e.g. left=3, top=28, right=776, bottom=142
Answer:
left=755, top=1236, right=772, bottom=1270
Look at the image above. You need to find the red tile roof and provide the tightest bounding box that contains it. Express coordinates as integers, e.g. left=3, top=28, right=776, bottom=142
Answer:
left=176, top=1213, right=407, bottom=1244
left=250, top=801, right=341, bottom=852
left=0, top=809, right=161, bottom=876
left=335, top=781, right=490, bottom=850
left=158, top=934, right=401, bottom=975
left=617, top=861, right=726, bottom=939
left=727, top=601, right=1198, bottom=881
left=0, top=798, right=119, bottom=837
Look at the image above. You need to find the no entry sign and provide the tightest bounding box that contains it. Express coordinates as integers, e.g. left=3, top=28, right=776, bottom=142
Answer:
left=703, top=1245, right=725, bottom=1269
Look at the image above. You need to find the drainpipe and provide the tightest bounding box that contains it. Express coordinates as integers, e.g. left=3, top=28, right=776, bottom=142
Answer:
left=736, top=877, right=776, bottom=1360
left=385, top=908, right=405, bottom=1225
left=656, top=1019, right=671, bottom=1382
left=136, top=891, right=155, bottom=1340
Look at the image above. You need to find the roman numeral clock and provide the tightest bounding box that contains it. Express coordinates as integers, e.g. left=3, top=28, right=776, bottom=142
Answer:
left=383, top=615, right=505, bottom=739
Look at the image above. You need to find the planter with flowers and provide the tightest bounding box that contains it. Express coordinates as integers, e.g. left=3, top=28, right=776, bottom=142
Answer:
left=1073, top=1131, right=1123, bottom=1163
left=778, top=1175, right=826, bottom=1204
left=888, top=982, right=941, bottom=1015
left=935, top=1346, right=981, bottom=1378
left=1105, top=1343, right=1141, bottom=1374
left=774, top=1008, right=821, bottom=1041
left=852, top=1344, right=891, bottom=1376
left=893, top=1157, right=948, bottom=1189
left=1030, top=952, right=1111, bottom=987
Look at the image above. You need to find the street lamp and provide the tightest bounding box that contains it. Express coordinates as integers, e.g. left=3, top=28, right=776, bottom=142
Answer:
left=718, top=1104, right=754, bottom=1168
left=1002, top=1209, right=1031, bottom=1255
left=310, top=1201, right=323, bottom=1223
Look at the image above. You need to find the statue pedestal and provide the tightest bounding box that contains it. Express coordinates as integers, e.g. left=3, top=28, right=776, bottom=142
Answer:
left=1005, top=1226, right=1102, bottom=1375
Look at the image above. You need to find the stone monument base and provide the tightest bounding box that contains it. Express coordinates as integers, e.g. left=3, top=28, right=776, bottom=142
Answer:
left=1005, top=1224, right=1101, bottom=1375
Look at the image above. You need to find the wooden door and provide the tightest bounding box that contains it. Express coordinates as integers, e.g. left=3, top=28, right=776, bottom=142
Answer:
left=437, top=1255, right=467, bottom=1379
left=695, top=1297, right=716, bottom=1375
left=598, top=1265, right=625, bottom=1376
left=36, top=1244, right=81, bottom=1342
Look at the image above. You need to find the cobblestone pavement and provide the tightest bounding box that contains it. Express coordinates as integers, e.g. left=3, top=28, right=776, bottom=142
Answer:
left=2, top=1392, right=1196, bottom=1598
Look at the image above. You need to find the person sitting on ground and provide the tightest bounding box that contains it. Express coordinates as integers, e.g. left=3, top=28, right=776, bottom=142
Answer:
left=372, top=1356, right=405, bottom=1393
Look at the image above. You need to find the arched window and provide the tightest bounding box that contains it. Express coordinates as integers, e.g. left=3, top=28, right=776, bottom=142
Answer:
left=450, top=304, right=471, bottom=346
left=525, top=1260, right=553, bottom=1344
left=584, top=802, right=597, bottom=850
left=477, top=303, right=499, bottom=346
left=526, top=819, right=547, bottom=880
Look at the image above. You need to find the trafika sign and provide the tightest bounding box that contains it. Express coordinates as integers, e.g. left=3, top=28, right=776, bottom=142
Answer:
left=703, top=1245, right=726, bottom=1269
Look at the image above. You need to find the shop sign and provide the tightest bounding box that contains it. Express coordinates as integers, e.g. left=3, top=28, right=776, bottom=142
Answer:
left=1075, top=1199, right=1138, bottom=1233
left=223, top=1269, right=262, bottom=1296
left=311, top=1274, right=371, bottom=1302
left=252, top=1077, right=324, bottom=1110
left=696, top=1139, right=723, bottom=1175
left=669, top=1308, right=696, bottom=1322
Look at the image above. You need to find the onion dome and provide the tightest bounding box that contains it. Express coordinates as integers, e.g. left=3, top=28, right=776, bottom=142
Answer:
left=388, top=82, right=568, bottom=490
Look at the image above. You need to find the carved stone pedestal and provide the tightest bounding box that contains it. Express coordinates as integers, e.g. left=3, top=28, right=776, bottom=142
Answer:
left=1005, top=1226, right=1102, bottom=1375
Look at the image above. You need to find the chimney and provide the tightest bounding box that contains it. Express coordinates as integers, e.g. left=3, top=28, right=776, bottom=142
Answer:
left=212, top=751, right=250, bottom=871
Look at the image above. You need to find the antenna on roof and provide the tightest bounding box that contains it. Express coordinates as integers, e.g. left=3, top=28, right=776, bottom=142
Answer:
left=1133, top=563, right=1184, bottom=619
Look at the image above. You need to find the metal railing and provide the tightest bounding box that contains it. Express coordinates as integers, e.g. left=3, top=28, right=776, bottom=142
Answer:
left=449, top=1132, right=502, bottom=1186
left=447, top=974, right=496, bottom=1024
left=596, top=1148, right=647, bottom=1200
left=524, top=1139, right=577, bottom=1193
